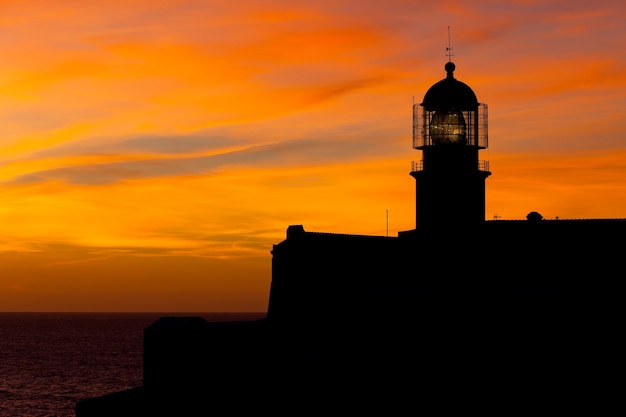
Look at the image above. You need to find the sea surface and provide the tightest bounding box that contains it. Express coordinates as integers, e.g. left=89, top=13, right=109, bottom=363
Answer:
left=0, top=312, right=266, bottom=417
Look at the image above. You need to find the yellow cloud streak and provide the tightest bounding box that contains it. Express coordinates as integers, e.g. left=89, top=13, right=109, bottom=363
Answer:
left=0, top=122, right=101, bottom=157
left=0, top=155, right=414, bottom=252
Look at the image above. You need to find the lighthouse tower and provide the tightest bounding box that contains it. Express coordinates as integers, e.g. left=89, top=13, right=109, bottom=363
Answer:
left=410, top=61, right=490, bottom=231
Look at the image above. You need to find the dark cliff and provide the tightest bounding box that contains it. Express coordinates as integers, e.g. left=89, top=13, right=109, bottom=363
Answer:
left=76, top=219, right=622, bottom=416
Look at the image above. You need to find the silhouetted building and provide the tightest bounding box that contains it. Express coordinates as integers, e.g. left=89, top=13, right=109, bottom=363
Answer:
left=76, top=61, right=623, bottom=416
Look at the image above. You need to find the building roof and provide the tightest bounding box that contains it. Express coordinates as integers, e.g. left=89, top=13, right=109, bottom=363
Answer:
left=422, top=62, right=479, bottom=111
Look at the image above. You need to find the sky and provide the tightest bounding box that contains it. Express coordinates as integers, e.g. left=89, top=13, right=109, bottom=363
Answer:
left=1, top=0, right=626, bottom=312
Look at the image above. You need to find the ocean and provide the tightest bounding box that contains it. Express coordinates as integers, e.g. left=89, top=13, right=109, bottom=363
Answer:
left=0, top=312, right=266, bottom=417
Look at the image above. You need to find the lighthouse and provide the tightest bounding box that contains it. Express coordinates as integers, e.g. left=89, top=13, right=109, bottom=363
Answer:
left=410, top=61, right=490, bottom=231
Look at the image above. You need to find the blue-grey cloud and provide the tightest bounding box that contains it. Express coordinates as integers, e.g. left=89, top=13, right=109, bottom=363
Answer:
left=32, top=129, right=247, bottom=158
left=6, top=126, right=407, bottom=186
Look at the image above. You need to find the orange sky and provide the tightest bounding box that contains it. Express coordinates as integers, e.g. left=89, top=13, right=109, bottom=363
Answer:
left=1, top=0, right=626, bottom=312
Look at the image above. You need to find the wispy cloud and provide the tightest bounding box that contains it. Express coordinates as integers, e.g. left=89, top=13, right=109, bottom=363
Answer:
left=4, top=129, right=401, bottom=185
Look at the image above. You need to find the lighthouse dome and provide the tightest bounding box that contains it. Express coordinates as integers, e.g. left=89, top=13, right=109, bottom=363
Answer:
left=422, top=62, right=478, bottom=111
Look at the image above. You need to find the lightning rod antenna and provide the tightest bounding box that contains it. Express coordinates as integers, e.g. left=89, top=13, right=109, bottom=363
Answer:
left=446, top=26, right=454, bottom=62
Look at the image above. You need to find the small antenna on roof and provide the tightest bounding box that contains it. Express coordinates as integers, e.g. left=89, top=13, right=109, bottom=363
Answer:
left=446, top=26, right=454, bottom=62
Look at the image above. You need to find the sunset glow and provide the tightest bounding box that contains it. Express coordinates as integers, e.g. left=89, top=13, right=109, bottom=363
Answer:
left=2, top=0, right=626, bottom=311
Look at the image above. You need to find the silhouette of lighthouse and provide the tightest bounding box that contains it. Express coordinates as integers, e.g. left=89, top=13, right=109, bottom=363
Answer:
left=410, top=61, right=490, bottom=230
